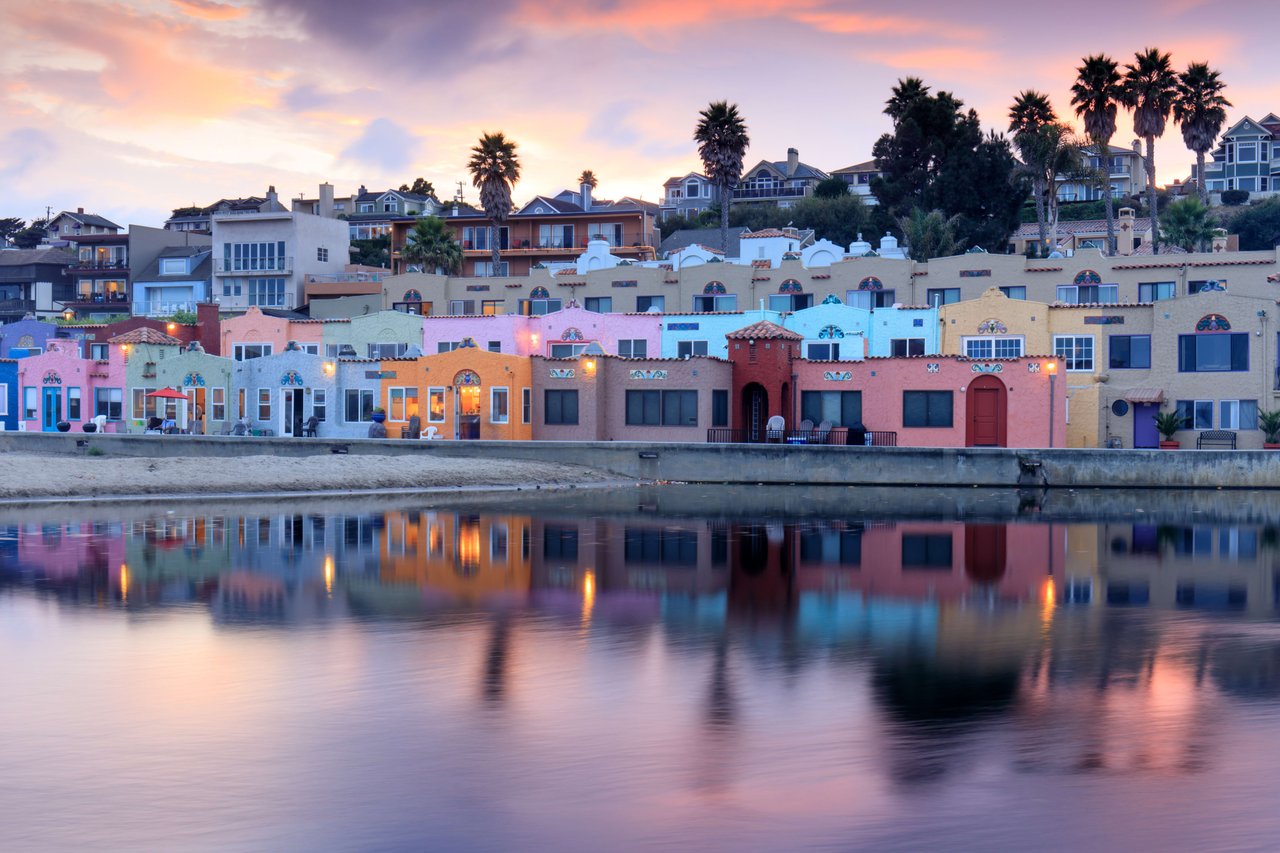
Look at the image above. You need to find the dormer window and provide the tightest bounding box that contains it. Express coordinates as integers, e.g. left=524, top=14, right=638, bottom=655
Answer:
left=159, top=258, right=188, bottom=275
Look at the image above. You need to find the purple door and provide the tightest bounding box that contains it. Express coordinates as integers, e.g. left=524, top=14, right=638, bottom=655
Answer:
left=1133, top=403, right=1159, bottom=448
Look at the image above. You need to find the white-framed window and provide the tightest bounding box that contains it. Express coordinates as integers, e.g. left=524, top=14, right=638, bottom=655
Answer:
left=618, top=339, right=647, bottom=358
left=95, top=388, right=123, bottom=420
left=233, top=343, right=273, bottom=361
left=345, top=389, right=374, bottom=422
left=964, top=337, right=1024, bottom=359
left=23, top=387, right=37, bottom=420
left=222, top=241, right=286, bottom=273
left=159, top=257, right=188, bottom=275
left=550, top=343, right=588, bottom=358
left=248, top=278, right=286, bottom=307
left=522, top=388, right=531, bottom=424
left=678, top=340, right=709, bottom=358
left=449, top=300, right=476, bottom=315
left=257, top=389, right=271, bottom=421
left=491, top=387, right=509, bottom=423
left=1176, top=399, right=1214, bottom=431
left=359, top=203, right=374, bottom=213
left=806, top=342, right=840, bottom=360
left=67, top=386, right=82, bottom=421
left=317, top=247, right=329, bottom=263
left=1220, top=399, right=1258, bottom=430
left=367, top=343, right=408, bottom=359
left=1054, top=335, right=1094, bottom=371
left=298, top=343, right=319, bottom=355
left=438, top=341, right=461, bottom=353
left=1056, top=284, right=1118, bottom=304
left=211, top=387, right=226, bottom=421
left=388, top=387, right=419, bottom=422
left=427, top=387, right=446, bottom=423
left=473, top=261, right=509, bottom=277
left=312, top=389, right=325, bottom=422
left=692, top=294, right=737, bottom=312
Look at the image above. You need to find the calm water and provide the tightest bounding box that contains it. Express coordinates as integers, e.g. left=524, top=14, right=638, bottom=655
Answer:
left=4, top=486, right=1280, bottom=852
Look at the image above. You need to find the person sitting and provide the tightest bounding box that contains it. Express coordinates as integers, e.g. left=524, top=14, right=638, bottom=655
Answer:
left=231, top=418, right=249, bottom=436
left=145, top=416, right=164, bottom=434
left=161, top=418, right=178, bottom=434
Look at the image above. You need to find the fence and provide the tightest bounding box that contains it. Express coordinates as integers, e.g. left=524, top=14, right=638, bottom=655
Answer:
left=706, top=427, right=897, bottom=446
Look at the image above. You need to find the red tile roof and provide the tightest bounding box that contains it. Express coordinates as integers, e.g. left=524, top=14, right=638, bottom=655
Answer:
left=725, top=320, right=803, bottom=341
left=108, top=328, right=183, bottom=346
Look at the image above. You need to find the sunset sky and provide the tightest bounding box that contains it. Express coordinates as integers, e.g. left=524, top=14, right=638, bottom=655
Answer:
left=1, top=0, right=1275, bottom=227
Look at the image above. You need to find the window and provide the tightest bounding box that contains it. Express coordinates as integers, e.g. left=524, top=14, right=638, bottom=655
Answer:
left=491, top=387, right=509, bottom=423
left=1239, top=143, right=1257, bottom=162
left=358, top=203, right=374, bottom=213
left=23, top=387, right=37, bottom=420
left=1178, top=333, right=1248, bottom=372
left=1109, top=335, right=1151, bottom=369
left=677, top=340, right=708, bottom=358
left=903, top=391, right=953, bottom=427
left=625, top=390, right=698, bottom=426
left=482, top=300, right=504, bottom=316
left=317, top=247, right=328, bottom=263
left=94, top=388, right=123, bottom=421
left=902, top=534, right=953, bottom=568
left=891, top=338, right=926, bottom=357
left=66, top=387, right=81, bottom=421
left=522, top=388, right=531, bottom=424
left=543, top=525, right=578, bottom=560
left=712, top=390, right=728, bottom=427
left=538, top=224, right=574, bottom=249
left=131, top=388, right=156, bottom=419
left=544, top=390, right=579, bottom=425
left=636, top=295, right=664, bottom=313
left=438, top=342, right=460, bottom=353
left=806, top=342, right=840, bottom=360
left=257, top=389, right=271, bottom=421
left=222, top=240, right=286, bottom=272
left=222, top=280, right=242, bottom=298
left=1054, top=335, right=1095, bottom=371
left=428, top=388, right=446, bottom=422
left=801, top=391, right=862, bottom=426
left=926, top=288, right=960, bottom=306
left=584, top=297, right=612, bottom=313
left=0, top=384, right=6, bottom=417
left=965, top=337, right=1024, bottom=359
left=617, top=339, right=647, bottom=358
left=345, top=389, right=374, bottom=422
left=388, top=387, right=419, bottom=421
left=1220, top=399, right=1258, bottom=430
left=1057, top=284, right=1118, bottom=304
left=550, top=343, right=588, bottom=359
left=449, top=300, right=476, bottom=315
left=212, top=387, right=227, bottom=421
left=368, top=343, right=408, bottom=359
left=89, top=343, right=108, bottom=360
left=693, top=294, right=737, bottom=312
left=518, top=297, right=562, bottom=316
left=487, top=341, right=501, bottom=353
left=998, top=286, right=1026, bottom=300
left=159, top=257, right=188, bottom=275
left=1139, top=281, right=1175, bottom=301
left=237, top=388, right=245, bottom=419
left=624, top=528, right=698, bottom=565
left=768, top=294, right=814, bottom=312
left=233, top=343, right=273, bottom=361
left=1175, top=399, right=1214, bottom=430
left=248, top=278, right=286, bottom=307
left=845, top=289, right=896, bottom=309
left=473, top=261, right=510, bottom=277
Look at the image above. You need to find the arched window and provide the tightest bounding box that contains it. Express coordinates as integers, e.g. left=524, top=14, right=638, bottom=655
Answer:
left=858, top=276, right=883, bottom=291
left=1196, top=314, right=1231, bottom=332
left=403, top=289, right=422, bottom=302
left=779, top=279, right=802, bottom=294
left=703, top=281, right=726, bottom=295
left=530, top=286, right=550, bottom=299
left=1074, top=269, right=1102, bottom=286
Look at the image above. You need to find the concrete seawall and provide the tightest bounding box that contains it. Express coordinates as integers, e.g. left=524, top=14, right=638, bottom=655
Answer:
left=5, top=432, right=1280, bottom=490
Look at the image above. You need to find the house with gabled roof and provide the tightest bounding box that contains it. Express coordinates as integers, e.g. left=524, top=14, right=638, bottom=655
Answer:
left=659, top=172, right=721, bottom=222
left=831, top=160, right=880, bottom=205
left=1201, top=114, right=1280, bottom=200
left=291, top=183, right=443, bottom=242
left=733, top=148, right=830, bottom=208
left=45, top=209, right=122, bottom=240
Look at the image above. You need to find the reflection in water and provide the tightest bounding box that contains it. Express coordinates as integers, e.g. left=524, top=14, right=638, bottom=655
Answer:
left=4, top=494, right=1280, bottom=850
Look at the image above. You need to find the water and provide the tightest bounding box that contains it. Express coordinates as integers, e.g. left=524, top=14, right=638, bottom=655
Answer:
left=4, top=485, right=1280, bottom=852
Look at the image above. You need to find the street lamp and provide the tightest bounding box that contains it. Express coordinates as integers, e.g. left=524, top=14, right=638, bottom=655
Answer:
left=1046, top=360, right=1058, bottom=448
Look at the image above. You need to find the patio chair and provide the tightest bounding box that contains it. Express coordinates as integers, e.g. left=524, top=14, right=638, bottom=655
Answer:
left=302, top=415, right=319, bottom=437
left=423, top=425, right=439, bottom=440
left=814, top=420, right=833, bottom=444
left=145, top=416, right=164, bottom=434
left=231, top=419, right=249, bottom=436
left=765, top=415, right=785, bottom=443
left=401, top=414, right=421, bottom=439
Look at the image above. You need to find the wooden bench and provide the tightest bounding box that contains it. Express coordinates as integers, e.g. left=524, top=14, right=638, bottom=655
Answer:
left=1197, top=429, right=1237, bottom=449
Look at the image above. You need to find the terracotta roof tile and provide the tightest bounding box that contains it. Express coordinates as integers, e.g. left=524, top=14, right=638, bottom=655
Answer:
left=725, top=320, right=803, bottom=341
left=108, top=328, right=184, bottom=346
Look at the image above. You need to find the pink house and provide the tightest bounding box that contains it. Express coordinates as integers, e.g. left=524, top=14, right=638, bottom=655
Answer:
left=15, top=339, right=127, bottom=432
left=422, top=313, right=531, bottom=356
left=220, top=306, right=324, bottom=360
left=534, top=305, right=661, bottom=360
left=17, top=520, right=126, bottom=581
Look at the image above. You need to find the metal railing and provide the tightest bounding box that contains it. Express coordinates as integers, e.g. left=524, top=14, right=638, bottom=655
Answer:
left=732, top=185, right=808, bottom=200
left=214, top=257, right=293, bottom=275
left=136, top=300, right=198, bottom=317
left=706, top=427, right=897, bottom=446
left=71, top=259, right=129, bottom=271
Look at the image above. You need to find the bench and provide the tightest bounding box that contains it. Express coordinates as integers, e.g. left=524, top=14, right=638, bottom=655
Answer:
left=1197, top=429, right=1237, bottom=449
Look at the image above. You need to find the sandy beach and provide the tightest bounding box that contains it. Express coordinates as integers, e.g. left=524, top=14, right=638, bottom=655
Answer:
left=0, top=452, right=618, bottom=500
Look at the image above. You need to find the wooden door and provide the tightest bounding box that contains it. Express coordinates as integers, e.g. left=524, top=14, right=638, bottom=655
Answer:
left=966, top=376, right=1007, bottom=447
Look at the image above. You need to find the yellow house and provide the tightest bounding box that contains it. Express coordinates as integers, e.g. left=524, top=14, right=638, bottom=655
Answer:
left=378, top=346, right=533, bottom=440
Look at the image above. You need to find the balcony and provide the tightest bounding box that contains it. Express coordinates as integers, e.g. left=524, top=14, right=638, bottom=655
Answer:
left=69, top=259, right=129, bottom=272
left=67, top=291, right=130, bottom=306
left=135, top=299, right=198, bottom=317
left=732, top=185, right=808, bottom=201
left=0, top=298, right=37, bottom=317
left=214, top=257, right=293, bottom=275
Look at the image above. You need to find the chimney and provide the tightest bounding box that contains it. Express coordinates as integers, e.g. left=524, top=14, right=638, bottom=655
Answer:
left=77, top=207, right=84, bottom=214
left=266, top=185, right=278, bottom=204
left=196, top=302, right=222, bottom=355
left=1132, top=139, right=1142, bottom=155
left=581, top=181, right=592, bottom=212
left=359, top=184, right=367, bottom=196
left=1117, top=207, right=1136, bottom=256
left=319, top=182, right=334, bottom=218
left=786, top=148, right=799, bottom=176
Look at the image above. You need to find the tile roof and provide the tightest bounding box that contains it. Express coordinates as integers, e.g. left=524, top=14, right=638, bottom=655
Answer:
left=109, top=327, right=184, bottom=346
left=1123, top=388, right=1165, bottom=403
left=1129, top=242, right=1188, bottom=256
left=1011, top=218, right=1152, bottom=239
left=725, top=320, right=803, bottom=341
left=741, top=228, right=800, bottom=239
left=0, top=247, right=77, bottom=266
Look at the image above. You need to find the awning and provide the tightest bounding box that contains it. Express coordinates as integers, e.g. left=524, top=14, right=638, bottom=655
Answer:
left=1123, top=388, right=1164, bottom=404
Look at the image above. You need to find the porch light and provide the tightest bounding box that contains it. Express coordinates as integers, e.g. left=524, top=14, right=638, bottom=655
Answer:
left=1045, top=361, right=1057, bottom=375
left=167, top=322, right=177, bottom=332
left=585, top=359, right=596, bottom=372
left=323, top=361, right=336, bottom=375
left=530, top=333, right=539, bottom=345
left=62, top=309, right=74, bottom=322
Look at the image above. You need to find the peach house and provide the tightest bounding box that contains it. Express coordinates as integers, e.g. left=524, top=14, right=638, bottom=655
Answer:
left=220, top=306, right=326, bottom=360
left=16, top=338, right=127, bottom=432
left=378, top=347, right=533, bottom=440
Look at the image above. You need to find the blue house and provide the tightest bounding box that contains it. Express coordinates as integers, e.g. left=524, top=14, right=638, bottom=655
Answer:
left=866, top=304, right=940, bottom=358
left=0, top=359, right=16, bottom=431
left=131, top=247, right=213, bottom=317
left=659, top=309, right=782, bottom=359
left=0, top=318, right=59, bottom=358
left=783, top=299, right=872, bottom=360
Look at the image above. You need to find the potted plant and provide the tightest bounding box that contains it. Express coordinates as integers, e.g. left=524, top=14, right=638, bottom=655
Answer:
left=1258, top=409, right=1280, bottom=449
left=370, top=407, right=386, bottom=424
left=1154, top=409, right=1184, bottom=449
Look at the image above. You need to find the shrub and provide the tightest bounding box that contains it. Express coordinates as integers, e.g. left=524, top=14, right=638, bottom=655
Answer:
left=1220, top=189, right=1250, bottom=206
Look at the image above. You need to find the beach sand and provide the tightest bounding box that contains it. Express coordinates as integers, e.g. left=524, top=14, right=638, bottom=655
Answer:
left=0, top=452, right=618, bottom=500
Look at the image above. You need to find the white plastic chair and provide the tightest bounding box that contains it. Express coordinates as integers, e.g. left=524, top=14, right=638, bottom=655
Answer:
left=423, top=425, right=439, bottom=440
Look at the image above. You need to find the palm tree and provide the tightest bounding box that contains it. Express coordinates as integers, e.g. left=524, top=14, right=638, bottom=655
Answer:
left=694, top=101, right=750, bottom=254
left=577, top=170, right=598, bottom=190
left=899, top=208, right=958, bottom=262
left=1122, top=48, right=1178, bottom=254
left=1009, top=90, right=1058, bottom=256
left=884, top=77, right=930, bottom=122
left=467, top=132, right=521, bottom=275
left=1071, top=54, right=1123, bottom=255
left=1173, top=62, right=1231, bottom=207
left=1159, top=197, right=1216, bottom=251
left=400, top=216, right=463, bottom=275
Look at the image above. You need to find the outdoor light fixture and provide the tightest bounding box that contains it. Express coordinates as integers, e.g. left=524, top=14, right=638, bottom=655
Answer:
left=167, top=323, right=177, bottom=332
left=585, top=359, right=596, bottom=371
left=323, top=362, right=336, bottom=375
left=62, top=309, right=74, bottom=322
left=1046, top=361, right=1057, bottom=375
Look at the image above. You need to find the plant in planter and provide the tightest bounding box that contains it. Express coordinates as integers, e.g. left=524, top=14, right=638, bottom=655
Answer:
left=1258, top=409, right=1280, bottom=448
left=371, top=407, right=387, bottom=423
left=1154, top=409, right=1184, bottom=449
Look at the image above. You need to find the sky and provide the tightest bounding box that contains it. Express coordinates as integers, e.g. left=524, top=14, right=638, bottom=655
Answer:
left=1, top=0, right=1276, bottom=228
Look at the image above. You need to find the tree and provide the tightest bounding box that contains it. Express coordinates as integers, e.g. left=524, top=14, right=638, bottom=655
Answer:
left=1028, top=124, right=1084, bottom=254
left=813, top=177, right=849, bottom=199
left=350, top=235, right=390, bottom=268
left=577, top=170, right=598, bottom=189
left=789, top=194, right=871, bottom=247
left=12, top=218, right=47, bottom=249
left=0, top=217, right=24, bottom=245
left=400, top=216, right=463, bottom=274
left=467, top=132, right=520, bottom=275
left=1229, top=197, right=1280, bottom=250
left=1122, top=47, right=1178, bottom=254
left=1071, top=54, right=1123, bottom=255
left=694, top=100, right=750, bottom=255
left=1173, top=62, right=1231, bottom=206
left=1159, top=197, right=1216, bottom=251
left=399, top=177, right=436, bottom=197
left=899, top=209, right=958, bottom=262
left=1009, top=90, right=1057, bottom=255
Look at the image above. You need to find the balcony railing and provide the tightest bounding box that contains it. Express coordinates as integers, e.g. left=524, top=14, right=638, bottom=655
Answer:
left=706, top=427, right=898, bottom=446
left=214, top=257, right=293, bottom=275
left=136, top=299, right=198, bottom=317
left=732, top=185, right=808, bottom=200
left=70, top=259, right=129, bottom=271
left=70, top=292, right=130, bottom=305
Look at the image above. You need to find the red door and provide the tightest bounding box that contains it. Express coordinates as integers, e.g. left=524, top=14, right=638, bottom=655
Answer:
left=965, top=524, right=1007, bottom=583
left=966, top=376, right=1007, bottom=447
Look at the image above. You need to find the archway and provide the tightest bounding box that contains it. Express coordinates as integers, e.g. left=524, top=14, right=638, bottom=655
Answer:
left=965, top=375, right=1007, bottom=447
left=742, top=383, right=768, bottom=442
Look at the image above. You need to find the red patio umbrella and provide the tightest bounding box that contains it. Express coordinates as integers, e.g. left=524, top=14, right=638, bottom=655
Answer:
left=146, top=388, right=189, bottom=399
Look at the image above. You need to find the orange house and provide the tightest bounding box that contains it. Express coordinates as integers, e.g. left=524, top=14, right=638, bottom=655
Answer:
left=378, top=346, right=533, bottom=440
left=378, top=510, right=533, bottom=605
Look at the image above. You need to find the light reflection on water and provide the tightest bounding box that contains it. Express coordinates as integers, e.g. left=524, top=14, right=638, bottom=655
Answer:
left=3, top=488, right=1280, bottom=852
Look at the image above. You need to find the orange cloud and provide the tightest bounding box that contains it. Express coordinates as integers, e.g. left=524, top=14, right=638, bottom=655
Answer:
left=868, top=46, right=998, bottom=72
left=170, top=0, right=246, bottom=21
left=796, top=10, right=984, bottom=40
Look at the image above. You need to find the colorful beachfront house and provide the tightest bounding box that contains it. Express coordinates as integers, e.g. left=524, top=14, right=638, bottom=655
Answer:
left=233, top=344, right=345, bottom=438
left=113, top=327, right=185, bottom=431
left=780, top=299, right=938, bottom=361
left=378, top=346, right=533, bottom=440
left=423, top=313, right=528, bottom=356
left=15, top=338, right=127, bottom=432
left=659, top=308, right=784, bottom=359
left=120, top=332, right=234, bottom=435
left=533, top=353, right=734, bottom=442
left=220, top=306, right=325, bottom=360
left=533, top=305, right=661, bottom=359
left=0, top=319, right=60, bottom=358
left=321, top=310, right=426, bottom=359
left=0, top=359, right=17, bottom=431
left=376, top=510, right=534, bottom=605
